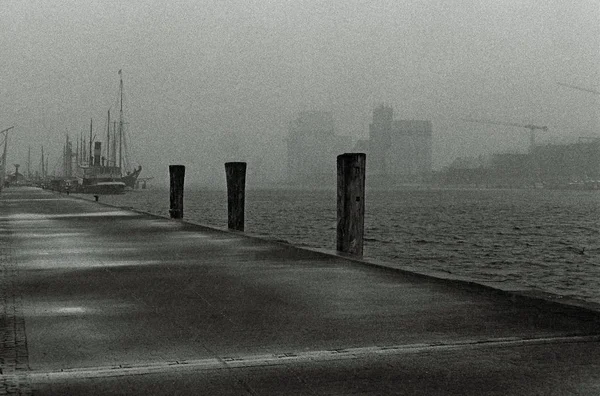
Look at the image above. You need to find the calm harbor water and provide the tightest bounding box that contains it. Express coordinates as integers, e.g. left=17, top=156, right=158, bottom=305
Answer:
left=81, top=187, right=600, bottom=304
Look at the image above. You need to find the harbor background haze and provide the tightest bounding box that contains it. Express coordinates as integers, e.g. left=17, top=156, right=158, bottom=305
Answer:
left=2, top=0, right=598, bottom=186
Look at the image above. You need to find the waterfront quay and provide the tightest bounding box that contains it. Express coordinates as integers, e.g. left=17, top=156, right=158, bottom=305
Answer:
left=2, top=187, right=600, bottom=395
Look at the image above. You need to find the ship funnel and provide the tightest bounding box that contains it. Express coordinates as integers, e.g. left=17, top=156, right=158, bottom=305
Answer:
left=94, top=142, right=102, bottom=166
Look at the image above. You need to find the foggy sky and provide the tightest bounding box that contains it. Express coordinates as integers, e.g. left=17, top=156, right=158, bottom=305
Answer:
left=1, top=0, right=598, bottom=186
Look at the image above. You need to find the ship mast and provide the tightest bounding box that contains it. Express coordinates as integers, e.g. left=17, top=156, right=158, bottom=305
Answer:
left=0, top=126, right=14, bottom=190
left=118, top=69, right=123, bottom=172
left=79, top=130, right=83, bottom=166
left=89, top=118, right=93, bottom=167
left=107, top=110, right=111, bottom=166
left=112, top=121, right=117, bottom=166
left=41, top=146, right=45, bottom=179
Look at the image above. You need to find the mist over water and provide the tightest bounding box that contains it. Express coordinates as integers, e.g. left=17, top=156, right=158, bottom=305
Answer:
left=83, top=187, right=600, bottom=304
left=3, top=1, right=599, bottom=185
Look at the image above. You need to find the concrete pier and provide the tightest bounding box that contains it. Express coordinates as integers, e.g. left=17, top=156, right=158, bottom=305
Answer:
left=1, top=187, right=600, bottom=395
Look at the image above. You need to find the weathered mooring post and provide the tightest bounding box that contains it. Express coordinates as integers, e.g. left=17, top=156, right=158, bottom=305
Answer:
left=337, top=153, right=366, bottom=256
left=169, top=165, right=185, bottom=219
left=225, top=162, right=246, bottom=231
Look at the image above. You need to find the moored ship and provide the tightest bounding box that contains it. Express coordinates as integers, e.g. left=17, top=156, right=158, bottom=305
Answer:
left=60, top=71, right=142, bottom=194
left=76, top=140, right=126, bottom=194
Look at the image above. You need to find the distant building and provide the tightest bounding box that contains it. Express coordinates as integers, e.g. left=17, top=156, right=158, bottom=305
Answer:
left=438, top=139, right=600, bottom=188
left=489, top=153, right=532, bottom=187
left=287, top=111, right=351, bottom=184
left=357, top=104, right=433, bottom=181
left=389, top=120, right=433, bottom=177
left=368, top=105, right=394, bottom=176
left=533, top=140, right=600, bottom=186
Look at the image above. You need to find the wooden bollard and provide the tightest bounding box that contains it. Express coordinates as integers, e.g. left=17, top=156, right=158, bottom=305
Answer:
left=225, top=162, right=246, bottom=231
left=169, top=165, right=185, bottom=219
left=337, top=153, right=366, bottom=256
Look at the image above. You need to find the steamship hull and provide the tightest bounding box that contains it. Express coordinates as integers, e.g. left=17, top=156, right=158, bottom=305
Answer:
left=75, top=162, right=126, bottom=195
left=80, top=181, right=126, bottom=194
left=75, top=141, right=139, bottom=194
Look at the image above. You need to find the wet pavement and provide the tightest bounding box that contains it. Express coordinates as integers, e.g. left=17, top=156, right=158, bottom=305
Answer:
left=1, top=187, right=600, bottom=395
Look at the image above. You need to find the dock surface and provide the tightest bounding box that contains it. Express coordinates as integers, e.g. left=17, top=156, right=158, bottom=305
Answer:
left=1, top=187, right=600, bottom=395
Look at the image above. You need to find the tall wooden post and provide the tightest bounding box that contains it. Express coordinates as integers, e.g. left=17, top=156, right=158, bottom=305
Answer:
left=337, top=153, right=366, bottom=256
left=225, top=162, right=246, bottom=231
left=169, top=165, right=185, bottom=219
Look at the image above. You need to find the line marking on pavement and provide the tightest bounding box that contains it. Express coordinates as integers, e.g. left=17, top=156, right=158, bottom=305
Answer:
left=23, top=334, right=600, bottom=383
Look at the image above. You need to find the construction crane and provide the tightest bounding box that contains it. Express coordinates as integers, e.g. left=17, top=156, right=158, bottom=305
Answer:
left=462, top=118, right=548, bottom=153
left=557, top=82, right=600, bottom=96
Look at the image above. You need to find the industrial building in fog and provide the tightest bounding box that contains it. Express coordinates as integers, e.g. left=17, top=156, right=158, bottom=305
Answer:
left=533, top=139, right=600, bottom=188
left=439, top=138, right=600, bottom=189
left=354, top=104, right=433, bottom=182
left=286, top=111, right=351, bottom=184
